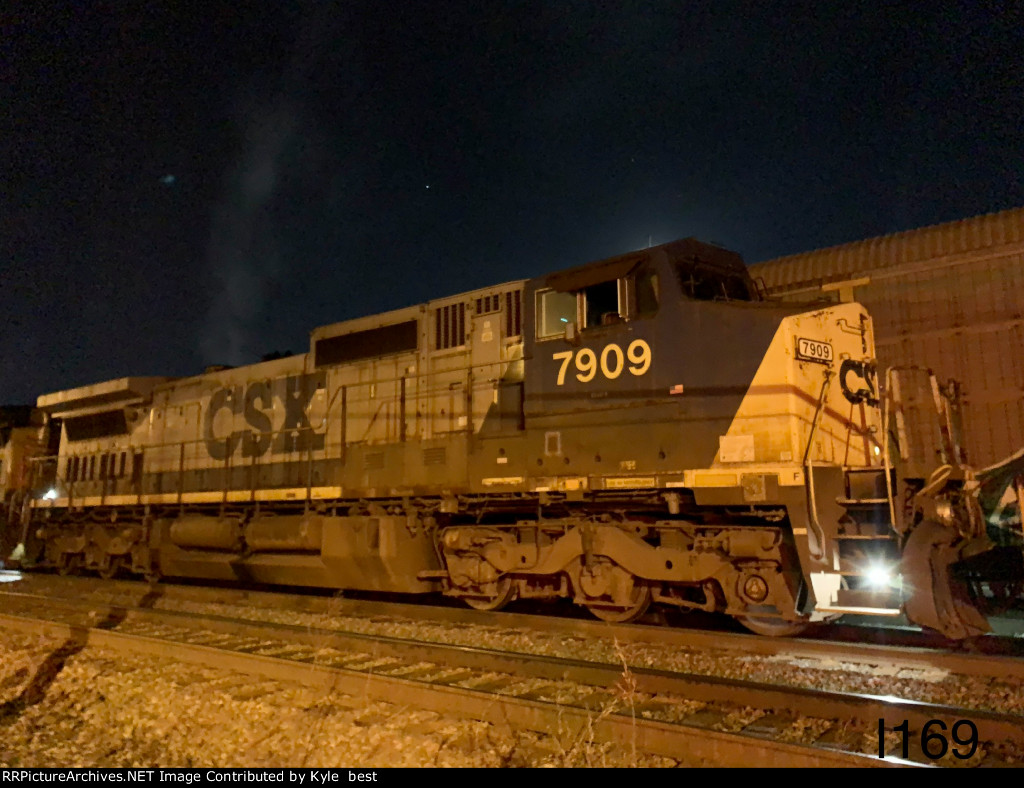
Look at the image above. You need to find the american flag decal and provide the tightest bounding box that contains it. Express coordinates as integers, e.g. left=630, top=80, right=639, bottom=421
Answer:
left=669, top=384, right=684, bottom=395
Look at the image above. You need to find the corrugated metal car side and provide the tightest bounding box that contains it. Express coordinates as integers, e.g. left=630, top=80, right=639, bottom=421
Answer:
left=751, top=208, right=1024, bottom=468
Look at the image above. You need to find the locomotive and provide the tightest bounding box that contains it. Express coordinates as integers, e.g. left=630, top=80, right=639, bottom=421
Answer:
left=5, top=238, right=1021, bottom=638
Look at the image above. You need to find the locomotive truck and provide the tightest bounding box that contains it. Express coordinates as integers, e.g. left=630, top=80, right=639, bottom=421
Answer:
left=6, top=238, right=1022, bottom=638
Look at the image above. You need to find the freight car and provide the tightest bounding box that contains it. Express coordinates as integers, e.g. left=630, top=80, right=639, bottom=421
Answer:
left=9, top=238, right=1022, bottom=638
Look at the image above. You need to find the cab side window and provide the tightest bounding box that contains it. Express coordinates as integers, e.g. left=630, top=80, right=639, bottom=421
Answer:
left=536, top=289, right=577, bottom=339
left=537, top=268, right=661, bottom=339
left=582, top=280, right=622, bottom=328
left=635, top=269, right=659, bottom=317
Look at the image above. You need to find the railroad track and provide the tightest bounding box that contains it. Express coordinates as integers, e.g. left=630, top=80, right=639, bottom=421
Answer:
left=9, top=571, right=1024, bottom=677
left=3, top=583, right=1024, bottom=767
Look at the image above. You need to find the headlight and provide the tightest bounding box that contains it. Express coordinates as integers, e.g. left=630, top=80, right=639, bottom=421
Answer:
left=933, top=499, right=954, bottom=525
left=865, top=564, right=892, bottom=589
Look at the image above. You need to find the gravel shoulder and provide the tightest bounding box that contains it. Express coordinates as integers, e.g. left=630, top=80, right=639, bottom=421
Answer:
left=0, top=632, right=679, bottom=768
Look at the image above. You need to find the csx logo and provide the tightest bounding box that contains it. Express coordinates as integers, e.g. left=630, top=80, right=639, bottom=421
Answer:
left=202, top=372, right=326, bottom=460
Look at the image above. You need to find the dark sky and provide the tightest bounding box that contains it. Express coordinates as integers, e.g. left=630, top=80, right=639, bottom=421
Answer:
left=4, top=2, right=1023, bottom=404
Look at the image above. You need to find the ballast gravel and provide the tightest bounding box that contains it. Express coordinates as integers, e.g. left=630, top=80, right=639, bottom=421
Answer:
left=4, top=579, right=1024, bottom=767
left=0, top=633, right=678, bottom=768
left=140, top=594, right=1024, bottom=718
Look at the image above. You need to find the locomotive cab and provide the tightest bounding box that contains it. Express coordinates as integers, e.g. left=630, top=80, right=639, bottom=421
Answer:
left=499, top=238, right=898, bottom=632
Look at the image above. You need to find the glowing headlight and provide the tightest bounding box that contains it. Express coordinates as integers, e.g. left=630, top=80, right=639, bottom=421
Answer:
left=43, top=488, right=58, bottom=500
left=865, top=564, right=892, bottom=589
left=934, top=499, right=954, bottom=524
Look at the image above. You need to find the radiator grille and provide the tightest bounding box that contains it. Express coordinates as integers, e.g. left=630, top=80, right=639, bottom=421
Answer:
left=505, top=290, right=522, bottom=337
left=434, top=303, right=466, bottom=350
left=476, top=294, right=501, bottom=314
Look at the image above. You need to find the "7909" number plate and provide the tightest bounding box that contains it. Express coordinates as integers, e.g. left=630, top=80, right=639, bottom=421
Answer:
left=796, top=337, right=833, bottom=364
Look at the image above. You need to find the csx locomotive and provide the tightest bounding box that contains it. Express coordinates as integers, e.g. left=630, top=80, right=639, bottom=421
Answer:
left=6, top=238, right=1021, bottom=638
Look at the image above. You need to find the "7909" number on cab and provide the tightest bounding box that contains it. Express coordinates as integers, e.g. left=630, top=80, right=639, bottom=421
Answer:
left=552, top=339, right=652, bottom=385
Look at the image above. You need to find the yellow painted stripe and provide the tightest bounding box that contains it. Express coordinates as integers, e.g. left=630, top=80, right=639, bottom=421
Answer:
left=692, top=472, right=738, bottom=488
left=31, top=486, right=346, bottom=508
left=101, top=495, right=139, bottom=506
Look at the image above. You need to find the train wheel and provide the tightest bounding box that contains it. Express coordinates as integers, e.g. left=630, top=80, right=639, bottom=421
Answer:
left=737, top=614, right=809, bottom=637
left=585, top=582, right=652, bottom=623
left=97, top=556, right=123, bottom=580
left=462, top=577, right=516, bottom=611
left=57, top=553, right=81, bottom=577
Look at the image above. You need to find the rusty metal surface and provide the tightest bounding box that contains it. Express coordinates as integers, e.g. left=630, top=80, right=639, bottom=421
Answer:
left=0, top=610, right=912, bottom=768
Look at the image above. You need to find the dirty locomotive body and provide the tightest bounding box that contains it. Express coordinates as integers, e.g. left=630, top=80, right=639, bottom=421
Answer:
left=14, top=239, right=1012, bottom=638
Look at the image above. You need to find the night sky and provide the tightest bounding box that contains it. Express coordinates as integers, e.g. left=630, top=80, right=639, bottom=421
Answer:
left=4, top=3, right=1023, bottom=405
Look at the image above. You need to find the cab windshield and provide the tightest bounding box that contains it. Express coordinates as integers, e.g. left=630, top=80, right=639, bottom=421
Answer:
left=676, top=263, right=753, bottom=301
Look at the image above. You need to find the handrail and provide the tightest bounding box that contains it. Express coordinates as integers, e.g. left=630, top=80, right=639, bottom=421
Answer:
left=880, top=364, right=968, bottom=536
left=21, top=349, right=527, bottom=501
left=881, top=367, right=897, bottom=533
left=26, top=366, right=496, bottom=504
left=28, top=424, right=323, bottom=505
left=802, top=369, right=833, bottom=562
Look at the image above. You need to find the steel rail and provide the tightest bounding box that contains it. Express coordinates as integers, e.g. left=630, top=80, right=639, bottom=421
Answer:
left=1, top=609, right=914, bottom=768
left=7, top=573, right=1024, bottom=679
left=3, top=590, right=1024, bottom=754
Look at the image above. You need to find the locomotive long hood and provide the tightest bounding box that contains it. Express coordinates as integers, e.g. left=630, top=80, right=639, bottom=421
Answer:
left=36, top=377, right=174, bottom=418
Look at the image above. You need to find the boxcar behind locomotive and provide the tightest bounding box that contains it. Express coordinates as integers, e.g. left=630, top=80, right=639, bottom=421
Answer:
left=16, top=238, right=1014, bottom=638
